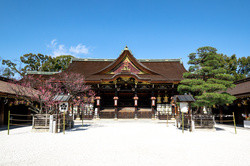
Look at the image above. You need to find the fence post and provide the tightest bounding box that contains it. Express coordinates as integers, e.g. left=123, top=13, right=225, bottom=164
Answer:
left=182, top=112, right=184, bottom=133
left=32, top=115, right=35, bottom=129
left=7, top=110, right=10, bottom=135
left=233, top=112, right=237, bottom=134
left=167, top=112, right=168, bottom=127
left=45, top=113, right=48, bottom=129
left=82, top=109, right=83, bottom=127
left=63, top=112, right=65, bottom=134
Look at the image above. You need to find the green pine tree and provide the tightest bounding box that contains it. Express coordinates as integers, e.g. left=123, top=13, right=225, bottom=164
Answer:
left=178, top=46, right=236, bottom=109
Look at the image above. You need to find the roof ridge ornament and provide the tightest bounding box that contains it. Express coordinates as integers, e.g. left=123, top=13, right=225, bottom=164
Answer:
left=124, top=45, right=129, bottom=50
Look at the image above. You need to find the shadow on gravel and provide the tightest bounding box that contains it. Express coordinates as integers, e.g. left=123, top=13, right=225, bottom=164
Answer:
left=215, top=127, right=225, bottom=131
left=69, top=123, right=104, bottom=132
left=0, top=125, right=32, bottom=131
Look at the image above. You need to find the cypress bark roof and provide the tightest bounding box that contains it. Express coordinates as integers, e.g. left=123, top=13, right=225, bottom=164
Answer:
left=64, top=49, right=186, bottom=83
left=0, top=77, right=38, bottom=98
left=27, top=48, right=187, bottom=83
left=225, top=77, right=250, bottom=97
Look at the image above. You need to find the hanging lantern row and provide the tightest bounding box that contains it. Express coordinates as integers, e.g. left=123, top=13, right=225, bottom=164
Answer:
left=243, top=100, right=248, bottom=106
left=91, top=97, right=95, bottom=103
left=164, top=96, right=169, bottom=103
left=84, top=96, right=88, bottom=102
left=157, top=96, right=161, bottom=104
left=156, top=95, right=169, bottom=104
left=9, top=100, right=31, bottom=107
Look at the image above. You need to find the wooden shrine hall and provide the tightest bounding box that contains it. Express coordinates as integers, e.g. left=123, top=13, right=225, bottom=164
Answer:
left=29, top=46, right=186, bottom=119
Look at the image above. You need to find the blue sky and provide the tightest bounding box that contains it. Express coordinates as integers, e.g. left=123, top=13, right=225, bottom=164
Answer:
left=0, top=0, right=250, bottom=69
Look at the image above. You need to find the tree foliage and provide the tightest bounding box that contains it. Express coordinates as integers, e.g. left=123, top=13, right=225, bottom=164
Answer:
left=41, top=55, right=74, bottom=72
left=237, top=56, right=250, bottom=78
left=1, top=53, right=74, bottom=78
left=178, top=46, right=236, bottom=108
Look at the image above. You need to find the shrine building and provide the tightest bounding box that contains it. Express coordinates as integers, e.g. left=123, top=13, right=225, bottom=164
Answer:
left=28, top=46, right=186, bottom=119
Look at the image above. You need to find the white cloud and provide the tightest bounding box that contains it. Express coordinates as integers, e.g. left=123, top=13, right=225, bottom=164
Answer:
left=48, top=39, right=89, bottom=57
left=50, top=39, right=57, bottom=48
left=69, top=44, right=89, bottom=54
left=52, top=44, right=69, bottom=57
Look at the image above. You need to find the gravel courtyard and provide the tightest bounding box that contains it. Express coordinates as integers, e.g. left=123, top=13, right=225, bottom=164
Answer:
left=1, top=120, right=250, bottom=166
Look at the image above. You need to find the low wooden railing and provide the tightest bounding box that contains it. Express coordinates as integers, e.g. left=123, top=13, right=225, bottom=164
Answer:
left=158, top=112, right=173, bottom=120
left=118, top=112, right=135, bottom=119
left=137, top=111, right=152, bottom=118
left=100, top=112, right=115, bottom=119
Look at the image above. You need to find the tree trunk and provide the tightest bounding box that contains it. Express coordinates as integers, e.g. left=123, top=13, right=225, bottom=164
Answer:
left=220, top=106, right=223, bottom=123
left=40, top=101, right=43, bottom=114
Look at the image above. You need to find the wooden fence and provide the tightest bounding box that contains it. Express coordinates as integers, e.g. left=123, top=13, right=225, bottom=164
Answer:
left=137, top=111, right=152, bottom=118
left=100, top=112, right=115, bottom=119
left=158, top=112, right=173, bottom=120
left=32, top=114, right=74, bottom=131
left=192, top=115, right=214, bottom=129
left=118, top=112, right=135, bottom=119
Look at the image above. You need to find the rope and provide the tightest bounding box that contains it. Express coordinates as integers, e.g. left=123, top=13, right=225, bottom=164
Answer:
left=214, top=120, right=234, bottom=122
left=10, top=123, right=32, bottom=126
left=11, top=119, right=32, bottom=121
left=214, top=115, right=233, bottom=117
left=10, top=114, right=33, bottom=116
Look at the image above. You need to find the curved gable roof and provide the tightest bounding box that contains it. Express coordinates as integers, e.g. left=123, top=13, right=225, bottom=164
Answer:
left=94, top=48, right=160, bottom=75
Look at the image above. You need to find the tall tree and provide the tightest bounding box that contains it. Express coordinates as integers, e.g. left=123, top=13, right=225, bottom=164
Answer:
left=2, top=68, right=15, bottom=78
left=178, top=46, right=236, bottom=109
left=222, top=55, right=250, bottom=81
left=2, top=54, right=74, bottom=77
left=41, top=55, right=74, bottom=72
left=237, top=56, right=250, bottom=78
left=2, top=53, right=50, bottom=77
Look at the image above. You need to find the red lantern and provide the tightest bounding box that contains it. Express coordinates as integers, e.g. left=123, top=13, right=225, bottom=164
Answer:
left=151, top=97, right=156, bottom=106
left=95, top=96, right=101, bottom=106
left=133, top=96, right=139, bottom=106
left=113, top=96, right=119, bottom=106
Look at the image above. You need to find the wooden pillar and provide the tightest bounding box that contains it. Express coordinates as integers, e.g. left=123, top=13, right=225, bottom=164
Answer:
left=151, top=97, right=156, bottom=119
left=114, top=97, right=118, bottom=119
left=134, top=96, right=138, bottom=119
left=134, top=83, right=138, bottom=119
left=174, top=105, right=177, bottom=118
left=188, top=102, right=192, bottom=132
left=0, top=98, right=4, bottom=125
left=95, top=96, right=101, bottom=119
left=96, top=84, right=101, bottom=119
left=151, top=85, right=156, bottom=119
left=114, top=84, right=118, bottom=119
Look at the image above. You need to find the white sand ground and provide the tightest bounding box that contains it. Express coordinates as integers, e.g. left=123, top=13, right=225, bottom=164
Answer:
left=0, top=119, right=250, bottom=166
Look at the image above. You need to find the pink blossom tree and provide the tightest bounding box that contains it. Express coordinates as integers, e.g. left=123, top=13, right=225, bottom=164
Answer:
left=9, top=75, right=62, bottom=113
left=59, top=72, right=95, bottom=110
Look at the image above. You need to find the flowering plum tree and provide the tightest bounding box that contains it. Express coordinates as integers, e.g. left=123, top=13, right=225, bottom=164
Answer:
left=9, top=75, right=62, bottom=113
left=59, top=72, right=95, bottom=109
